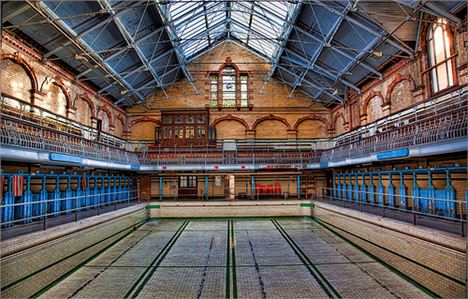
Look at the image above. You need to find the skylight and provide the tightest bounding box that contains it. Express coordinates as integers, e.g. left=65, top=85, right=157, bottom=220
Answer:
left=166, top=1, right=298, bottom=60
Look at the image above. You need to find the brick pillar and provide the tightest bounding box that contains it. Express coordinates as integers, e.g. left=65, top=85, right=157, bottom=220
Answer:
left=287, top=129, right=297, bottom=139
left=412, top=86, right=425, bottom=103
left=381, top=103, right=391, bottom=116
left=66, top=107, right=76, bottom=119
left=245, top=129, right=255, bottom=139
left=139, top=176, right=151, bottom=202
left=31, top=90, right=45, bottom=109
left=91, top=116, right=98, bottom=128
left=360, top=113, right=367, bottom=125
left=122, top=130, right=131, bottom=140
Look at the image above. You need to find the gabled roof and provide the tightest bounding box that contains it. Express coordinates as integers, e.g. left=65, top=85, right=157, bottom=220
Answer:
left=1, top=0, right=464, bottom=107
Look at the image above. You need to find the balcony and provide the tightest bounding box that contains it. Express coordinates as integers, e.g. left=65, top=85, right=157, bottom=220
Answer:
left=1, top=87, right=467, bottom=169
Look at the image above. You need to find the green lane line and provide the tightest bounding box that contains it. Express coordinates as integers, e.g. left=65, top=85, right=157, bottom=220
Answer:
left=316, top=218, right=464, bottom=286
left=300, top=203, right=312, bottom=207
left=225, top=220, right=231, bottom=299
left=125, top=220, right=190, bottom=298
left=230, top=220, right=238, bottom=299
left=314, top=219, right=441, bottom=298
left=31, top=220, right=146, bottom=298
left=272, top=219, right=341, bottom=299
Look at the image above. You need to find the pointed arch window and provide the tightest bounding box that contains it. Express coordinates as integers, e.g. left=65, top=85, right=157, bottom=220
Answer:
left=426, top=18, right=456, bottom=93
left=208, top=58, right=251, bottom=109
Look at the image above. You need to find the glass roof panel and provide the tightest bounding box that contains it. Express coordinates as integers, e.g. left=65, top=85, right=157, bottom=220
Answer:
left=167, top=0, right=298, bottom=60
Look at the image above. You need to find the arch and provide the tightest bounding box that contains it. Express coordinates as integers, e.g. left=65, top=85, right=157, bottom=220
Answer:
left=211, top=114, right=249, bottom=130
left=331, top=112, right=346, bottom=130
left=130, top=116, right=160, bottom=127
left=294, top=114, right=331, bottom=131
left=74, top=93, right=96, bottom=118
left=52, top=77, right=72, bottom=110
left=361, top=90, right=384, bottom=116
left=385, top=74, right=416, bottom=105
left=1, top=52, right=38, bottom=94
left=217, top=56, right=241, bottom=73
left=97, top=105, right=114, bottom=127
left=116, top=114, right=126, bottom=127
left=253, top=114, right=291, bottom=130
left=129, top=117, right=160, bottom=141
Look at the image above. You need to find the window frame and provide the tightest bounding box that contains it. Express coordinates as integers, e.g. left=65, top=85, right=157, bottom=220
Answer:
left=424, top=18, right=458, bottom=95
left=208, top=59, right=251, bottom=109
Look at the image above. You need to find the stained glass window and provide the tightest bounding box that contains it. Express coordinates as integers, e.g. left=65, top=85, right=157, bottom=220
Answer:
left=222, top=67, right=236, bottom=107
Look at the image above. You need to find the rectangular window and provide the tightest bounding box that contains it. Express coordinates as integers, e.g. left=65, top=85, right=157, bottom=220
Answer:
left=240, top=75, right=248, bottom=107
left=179, top=176, right=197, bottom=188
left=163, top=127, right=172, bottom=139
left=196, top=127, right=207, bottom=138
left=186, top=126, right=195, bottom=139
left=210, top=75, right=218, bottom=107
left=174, top=127, right=184, bottom=139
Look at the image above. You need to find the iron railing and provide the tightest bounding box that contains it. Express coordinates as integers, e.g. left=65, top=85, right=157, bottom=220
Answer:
left=0, top=113, right=139, bottom=164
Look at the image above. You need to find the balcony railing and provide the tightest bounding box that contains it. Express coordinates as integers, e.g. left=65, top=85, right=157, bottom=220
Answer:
left=0, top=113, right=139, bottom=164
left=1, top=87, right=467, bottom=167
left=321, top=104, right=467, bottom=162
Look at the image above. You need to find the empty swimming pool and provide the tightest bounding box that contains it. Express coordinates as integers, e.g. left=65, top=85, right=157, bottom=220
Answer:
left=39, top=218, right=429, bottom=299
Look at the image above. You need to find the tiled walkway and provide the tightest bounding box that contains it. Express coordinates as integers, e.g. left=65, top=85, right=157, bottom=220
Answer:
left=40, top=218, right=429, bottom=298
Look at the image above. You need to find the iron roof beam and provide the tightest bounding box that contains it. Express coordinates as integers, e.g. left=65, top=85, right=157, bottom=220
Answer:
left=283, top=48, right=360, bottom=93
left=154, top=0, right=199, bottom=94
left=99, top=0, right=169, bottom=99
left=259, top=0, right=303, bottom=94
left=98, top=48, right=176, bottom=94
left=102, top=26, right=167, bottom=62
left=394, top=0, right=462, bottom=27
left=289, top=2, right=350, bottom=97
left=29, top=0, right=143, bottom=105
left=294, top=25, right=382, bottom=79
left=313, top=0, right=414, bottom=57
left=277, top=65, right=343, bottom=104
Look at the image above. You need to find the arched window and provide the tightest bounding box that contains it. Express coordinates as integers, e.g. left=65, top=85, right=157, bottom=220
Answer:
left=426, top=18, right=455, bottom=93
left=222, top=67, right=237, bottom=107
left=209, top=58, right=250, bottom=108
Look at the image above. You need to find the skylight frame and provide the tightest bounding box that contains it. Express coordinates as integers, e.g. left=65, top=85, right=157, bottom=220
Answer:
left=167, top=0, right=298, bottom=60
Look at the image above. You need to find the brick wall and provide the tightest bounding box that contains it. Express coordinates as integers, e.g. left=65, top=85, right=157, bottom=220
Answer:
left=1, top=32, right=126, bottom=138
left=0, top=205, right=146, bottom=298
left=312, top=202, right=466, bottom=298
left=126, top=42, right=332, bottom=141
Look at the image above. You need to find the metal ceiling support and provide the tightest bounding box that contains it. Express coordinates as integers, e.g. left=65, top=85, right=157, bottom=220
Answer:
left=294, top=25, right=382, bottom=79
left=259, top=0, right=303, bottom=94
left=153, top=0, right=199, bottom=94
left=289, top=2, right=350, bottom=97
left=313, top=0, right=414, bottom=57
left=276, top=76, right=318, bottom=102
left=277, top=65, right=343, bottom=104
left=98, top=48, right=176, bottom=94
left=283, top=48, right=360, bottom=93
left=136, top=65, right=181, bottom=90
left=2, top=3, right=30, bottom=23
left=28, top=0, right=144, bottom=105
left=102, top=27, right=166, bottom=62
left=99, top=0, right=169, bottom=99
left=394, top=0, right=462, bottom=27
left=424, top=1, right=462, bottom=26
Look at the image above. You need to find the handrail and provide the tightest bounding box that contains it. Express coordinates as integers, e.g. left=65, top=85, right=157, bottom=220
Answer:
left=1, top=88, right=467, bottom=166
